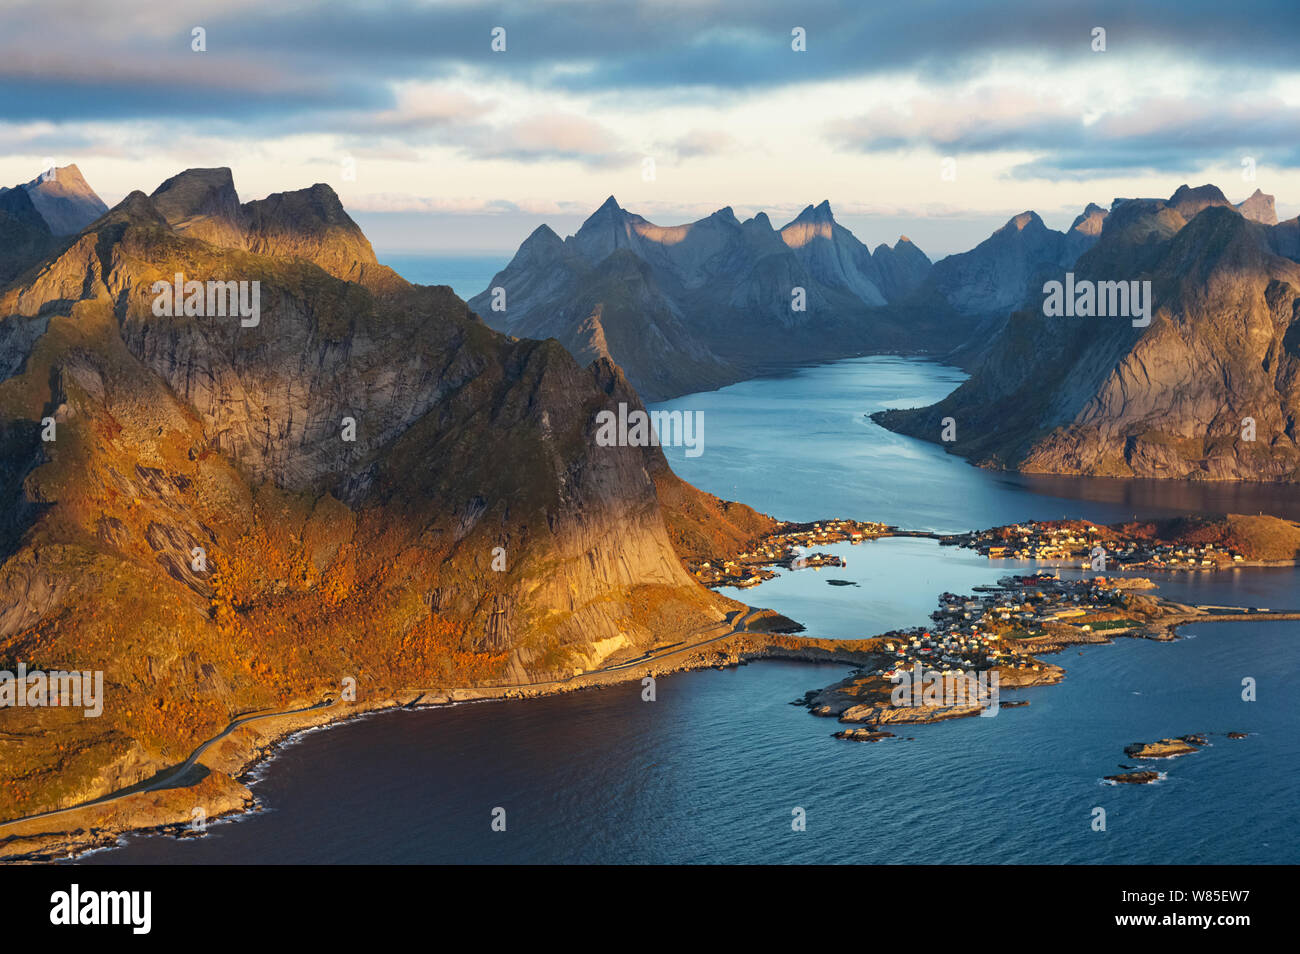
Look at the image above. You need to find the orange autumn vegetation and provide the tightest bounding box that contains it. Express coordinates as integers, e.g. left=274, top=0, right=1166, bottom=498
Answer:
left=206, top=500, right=509, bottom=695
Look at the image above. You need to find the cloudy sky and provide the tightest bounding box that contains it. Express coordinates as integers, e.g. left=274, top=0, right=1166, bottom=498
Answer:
left=3, top=0, right=1299, bottom=258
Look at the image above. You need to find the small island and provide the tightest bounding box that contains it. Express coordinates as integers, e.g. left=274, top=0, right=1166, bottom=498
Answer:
left=1105, top=771, right=1163, bottom=785
left=1103, top=733, right=1247, bottom=787
left=1124, top=735, right=1207, bottom=759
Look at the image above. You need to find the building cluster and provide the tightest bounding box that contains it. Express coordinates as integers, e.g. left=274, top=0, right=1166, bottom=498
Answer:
left=690, top=519, right=888, bottom=587
left=690, top=561, right=776, bottom=588
left=764, top=519, right=891, bottom=551
left=864, top=572, right=1138, bottom=681
left=955, top=524, right=1244, bottom=570
left=871, top=627, right=1023, bottom=681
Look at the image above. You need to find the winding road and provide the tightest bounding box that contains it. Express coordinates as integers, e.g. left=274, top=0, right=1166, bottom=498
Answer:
left=0, top=606, right=765, bottom=836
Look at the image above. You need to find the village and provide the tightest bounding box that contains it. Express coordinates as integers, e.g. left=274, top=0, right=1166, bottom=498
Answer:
left=794, top=571, right=1182, bottom=731
left=688, top=518, right=890, bottom=587
left=860, top=571, right=1146, bottom=683
left=947, top=522, right=1246, bottom=571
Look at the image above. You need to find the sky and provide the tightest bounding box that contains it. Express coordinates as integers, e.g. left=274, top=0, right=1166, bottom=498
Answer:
left=2, top=0, right=1300, bottom=259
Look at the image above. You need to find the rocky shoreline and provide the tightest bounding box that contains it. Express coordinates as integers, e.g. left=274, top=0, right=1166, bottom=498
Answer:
left=0, top=615, right=877, bottom=863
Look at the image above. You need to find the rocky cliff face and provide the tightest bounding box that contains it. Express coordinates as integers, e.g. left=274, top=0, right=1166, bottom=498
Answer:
left=470, top=197, right=936, bottom=401
left=875, top=184, right=1300, bottom=482
left=0, top=168, right=764, bottom=819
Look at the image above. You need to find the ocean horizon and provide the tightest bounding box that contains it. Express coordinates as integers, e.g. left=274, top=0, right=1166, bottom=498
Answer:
left=378, top=252, right=511, bottom=302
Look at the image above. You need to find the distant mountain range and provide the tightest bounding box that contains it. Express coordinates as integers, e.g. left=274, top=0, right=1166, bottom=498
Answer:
left=469, top=197, right=935, bottom=400
left=874, top=184, right=1300, bottom=481
left=474, top=180, right=1300, bottom=484
left=470, top=193, right=1127, bottom=400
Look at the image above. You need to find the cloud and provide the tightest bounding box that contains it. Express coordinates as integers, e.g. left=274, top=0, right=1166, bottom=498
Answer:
left=666, top=128, right=737, bottom=158
left=5, top=0, right=1300, bottom=238
left=829, top=87, right=1300, bottom=177
left=470, top=112, right=632, bottom=167
left=6, top=0, right=1300, bottom=124
left=357, top=86, right=493, bottom=132
left=346, top=193, right=594, bottom=215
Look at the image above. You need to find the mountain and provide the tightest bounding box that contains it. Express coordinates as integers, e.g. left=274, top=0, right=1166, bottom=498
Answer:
left=0, top=165, right=111, bottom=286
left=1166, top=182, right=1233, bottom=220
left=1065, top=202, right=1109, bottom=261
left=149, top=169, right=381, bottom=283
left=150, top=166, right=248, bottom=248
left=779, top=200, right=887, bottom=305
left=469, top=198, right=935, bottom=401
left=0, top=164, right=109, bottom=236
left=1236, top=188, right=1278, bottom=225
left=924, top=204, right=1108, bottom=320
left=871, top=236, right=932, bottom=302
left=874, top=184, right=1300, bottom=481
left=0, top=186, right=56, bottom=287
left=0, top=167, right=769, bottom=820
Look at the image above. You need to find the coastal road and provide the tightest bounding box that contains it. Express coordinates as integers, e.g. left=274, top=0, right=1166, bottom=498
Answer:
left=0, top=698, right=338, bottom=832
left=409, top=606, right=766, bottom=696
left=0, top=607, right=766, bottom=835
left=577, top=607, right=765, bottom=675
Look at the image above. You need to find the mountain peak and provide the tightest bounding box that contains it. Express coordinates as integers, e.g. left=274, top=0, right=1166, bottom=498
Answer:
left=1236, top=188, right=1277, bottom=225
left=241, top=182, right=377, bottom=280
left=568, top=195, right=643, bottom=263
left=25, top=162, right=89, bottom=190
left=1169, top=182, right=1228, bottom=201
left=99, top=190, right=171, bottom=230
left=870, top=234, right=933, bottom=301
left=151, top=167, right=245, bottom=246
left=1004, top=210, right=1043, bottom=232
left=19, top=163, right=109, bottom=235
left=524, top=222, right=562, bottom=243
left=1167, top=183, right=1231, bottom=220
left=515, top=223, right=567, bottom=261
left=153, top=166, right=235, bottom=191
left=1069, top=202, right=1108, bottom=236
left=792, top=200, right=834, bottom=225
left=153, top=167, right=240, bottom=211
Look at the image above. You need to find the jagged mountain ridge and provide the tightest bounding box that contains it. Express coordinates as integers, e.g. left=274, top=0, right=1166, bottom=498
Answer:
left=874, top=184, right=1300, bottom=482
left=469, top=197, right=934, bottom=401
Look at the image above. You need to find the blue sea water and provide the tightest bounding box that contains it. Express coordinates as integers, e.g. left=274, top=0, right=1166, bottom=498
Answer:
left=83, top=357, right=1300, bottom=864
left=379, top=253, right=508, bottom=302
